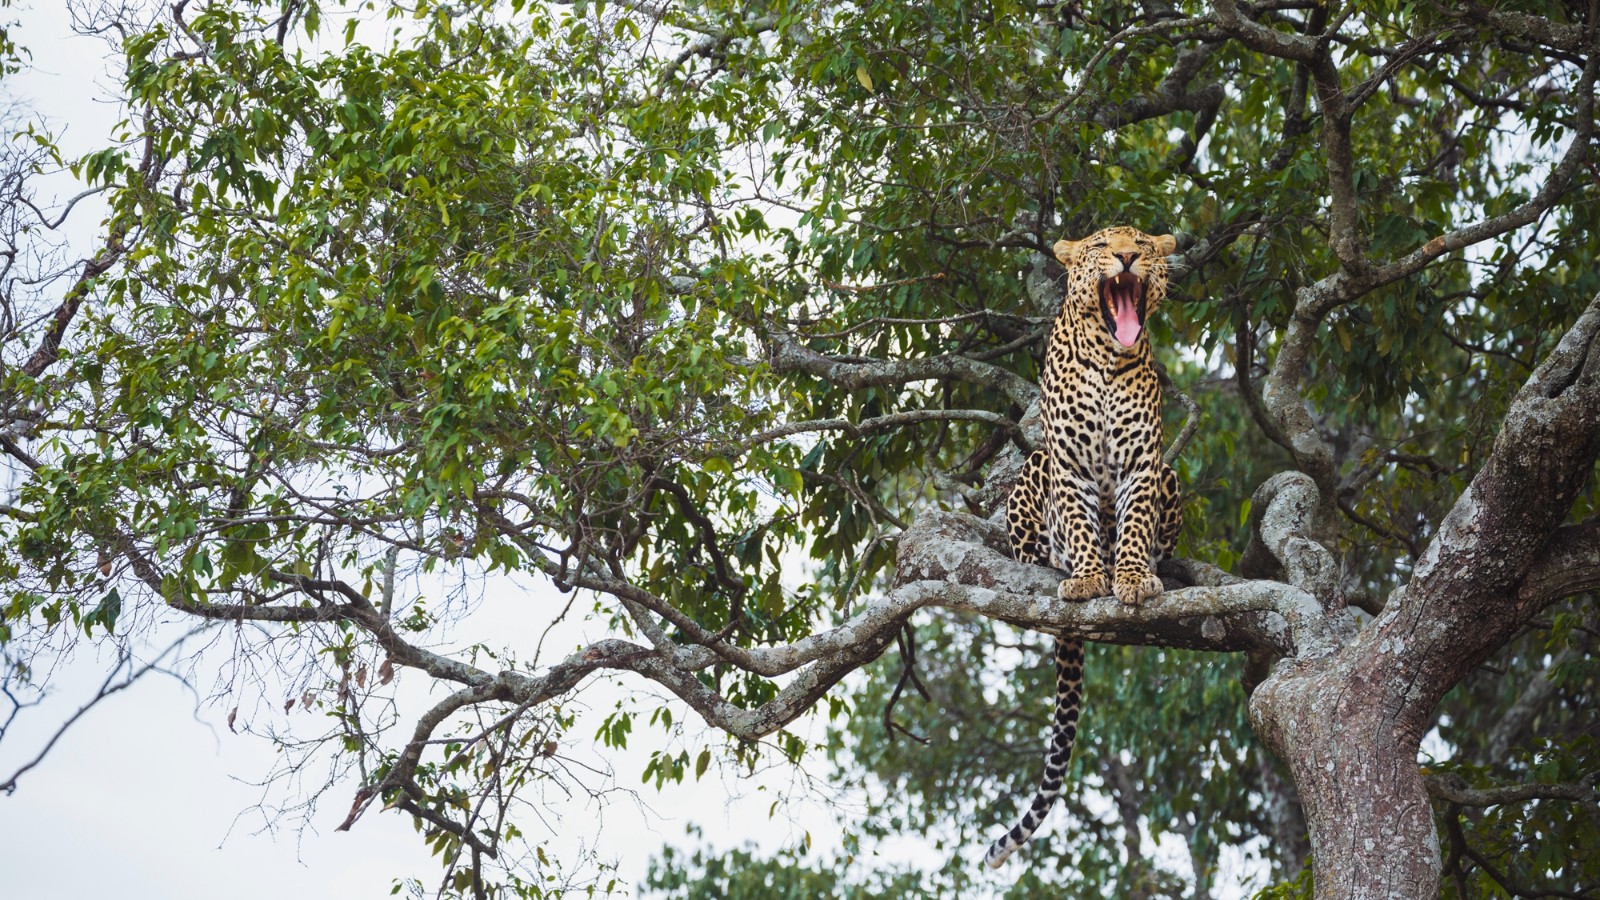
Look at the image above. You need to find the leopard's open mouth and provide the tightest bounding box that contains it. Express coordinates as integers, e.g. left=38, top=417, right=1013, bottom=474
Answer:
left=1099, top=272, right=1146, bottom=347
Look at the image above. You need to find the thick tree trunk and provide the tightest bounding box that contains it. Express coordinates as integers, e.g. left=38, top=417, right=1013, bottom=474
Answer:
left=1252, top=643, right=1438, bottom=898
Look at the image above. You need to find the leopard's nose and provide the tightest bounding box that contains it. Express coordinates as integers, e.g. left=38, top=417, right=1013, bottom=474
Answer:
left=1114, top=251, right=1140, bottom=269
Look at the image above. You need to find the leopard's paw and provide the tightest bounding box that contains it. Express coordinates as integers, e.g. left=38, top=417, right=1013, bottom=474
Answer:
left=1113, top=567, right=1164, bottom=606
left=1057, top=574, right=1108, bottom=601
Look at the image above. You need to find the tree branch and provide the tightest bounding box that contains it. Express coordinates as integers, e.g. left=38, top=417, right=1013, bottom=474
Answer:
left=1210, top=0, right=1320, bottom=62
left=1437, top=3, right=1589, bottom=55
left=1377, top=288, right=1600, bottom=709
left=744, top=408, right=1019, bottom=448
left=765, top=332, right=1040, bottom=408
left=0, top=625, right=212, bottom=794
left=1426, top=772, right=1599, bottom=808
left=1367, top=49, right=1597, bottom=290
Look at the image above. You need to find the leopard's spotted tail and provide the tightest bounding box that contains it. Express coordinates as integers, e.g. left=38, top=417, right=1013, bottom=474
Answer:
left=984, top=636, right=1083, bottom=868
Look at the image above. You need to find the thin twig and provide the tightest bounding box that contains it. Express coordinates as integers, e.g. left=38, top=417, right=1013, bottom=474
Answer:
left=0, top=624, right=213, bottom=794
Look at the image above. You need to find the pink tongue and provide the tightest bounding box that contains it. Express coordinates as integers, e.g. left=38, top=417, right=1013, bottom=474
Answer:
left=1113, top=297, right=1141, bottom=346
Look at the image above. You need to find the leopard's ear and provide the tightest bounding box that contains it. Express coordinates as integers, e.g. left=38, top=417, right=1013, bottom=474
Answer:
left=1152, top=233, right=1177, bottom=257
left=1054, top=239, right=1085, bottom=266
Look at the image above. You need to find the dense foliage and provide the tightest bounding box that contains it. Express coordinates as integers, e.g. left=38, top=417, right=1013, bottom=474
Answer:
left=2, top=1, right=1595, bottom=897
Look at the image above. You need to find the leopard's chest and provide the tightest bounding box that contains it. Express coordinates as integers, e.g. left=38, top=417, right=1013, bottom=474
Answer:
left=1039, top=315, right=1161, bottom=483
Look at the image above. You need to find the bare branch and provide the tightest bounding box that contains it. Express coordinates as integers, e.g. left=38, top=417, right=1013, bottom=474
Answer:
left=652, top=11, right=779, bottom=94
left=1514, top=518, right=1600, bottom=606
left=1095, top=44, right=1224, bottom=131
left=19, top=185, right=109, bottom=231
left=1426, top=772, right=1599, bottom=808
left=795, top=308, right=1046, bottom=341
left=1211, top=0, right=1320, bottom=62
left=0, top=625, right=213, bottom=794
left=744, top=408, right=1019, bottom=448
left=1038, top=15, right=1220, bottom=125
left=1437, top=3, right=1589, bottom=54
left=766, top=332, right=1040, bottom=408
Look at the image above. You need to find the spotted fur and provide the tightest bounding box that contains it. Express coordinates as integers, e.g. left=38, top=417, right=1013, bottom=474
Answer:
left=985, top=226, right=1183, bottom=868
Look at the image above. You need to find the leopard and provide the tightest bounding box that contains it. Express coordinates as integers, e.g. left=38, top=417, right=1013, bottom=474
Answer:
left=984, top=226, right=1184, bottom=868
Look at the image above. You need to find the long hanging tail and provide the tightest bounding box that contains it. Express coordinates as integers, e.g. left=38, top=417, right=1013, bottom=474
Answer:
left=984, top=636, right=1084, bottom=868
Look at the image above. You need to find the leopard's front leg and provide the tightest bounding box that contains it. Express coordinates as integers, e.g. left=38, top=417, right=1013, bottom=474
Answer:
left=1111, top=465, right=1165, bottom=606
left=1047, top=468, right=1109, bottom=601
